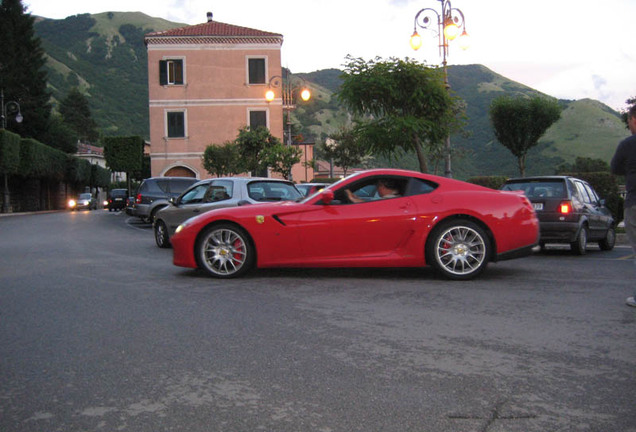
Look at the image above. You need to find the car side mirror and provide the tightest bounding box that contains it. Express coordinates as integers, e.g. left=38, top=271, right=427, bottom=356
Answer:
left=320, top=189, right=335, bottom=204
left=238, top=200, right=252, bottom=206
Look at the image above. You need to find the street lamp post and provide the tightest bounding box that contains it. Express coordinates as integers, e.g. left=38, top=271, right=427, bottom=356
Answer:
left=1, top=88, right=24, bottom=213
left=410, top=0, right=468, bottom=178
left=265, top=73, right=311, bottom=148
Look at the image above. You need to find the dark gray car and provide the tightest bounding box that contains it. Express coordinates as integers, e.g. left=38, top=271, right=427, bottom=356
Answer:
left=153, top=177, right=302, bottom=248
left=132, top=177, right=198, bottom=223
left=501, top=176, right=615, bottom=254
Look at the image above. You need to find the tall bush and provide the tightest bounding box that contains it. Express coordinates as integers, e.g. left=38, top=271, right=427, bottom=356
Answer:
left=20, top=138, right=66, bottom=180
left=0, top=129, right=21, bottom=176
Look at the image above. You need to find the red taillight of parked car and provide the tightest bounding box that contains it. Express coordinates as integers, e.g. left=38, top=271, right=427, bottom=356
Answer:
left=136, top=193, right=142, bottom=204
left=559, top=201, right=573, bottom=214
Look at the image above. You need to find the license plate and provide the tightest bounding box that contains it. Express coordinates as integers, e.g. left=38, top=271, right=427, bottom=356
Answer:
left=115, top=198, right=123, bottom=201
left=533, top=203, right=543, bottom=211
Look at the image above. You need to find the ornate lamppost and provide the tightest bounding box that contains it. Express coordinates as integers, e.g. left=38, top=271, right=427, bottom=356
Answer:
left=410, top=0, right=468, bottom=178
left=265, top=73, right=311, bottom=147
left=1, top=88, right=23, bottom=213
left=1, top=88, right=23, bottom=129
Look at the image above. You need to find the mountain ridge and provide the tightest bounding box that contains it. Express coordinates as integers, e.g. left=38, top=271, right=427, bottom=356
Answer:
left=32, top=12, right=627, bottom=179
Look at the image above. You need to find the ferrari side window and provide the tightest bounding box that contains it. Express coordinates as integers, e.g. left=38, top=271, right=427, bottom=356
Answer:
left=406, top=178, right=437, bottom=196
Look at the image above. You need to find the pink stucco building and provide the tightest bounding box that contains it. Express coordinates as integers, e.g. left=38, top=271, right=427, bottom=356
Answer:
left=144, top=12, right=314, bottom=182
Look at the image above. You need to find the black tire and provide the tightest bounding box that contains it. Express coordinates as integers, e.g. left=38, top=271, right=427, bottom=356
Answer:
left=147, top=206, right=166, bottom=224
left=426, top=219, right=491, bottom=280
left=195, top=224, right=254, bottom=278
left=598, top=227, right=616, bottom=251
left=154, top=220, right=171, bottom=248
left=570, top=225, right=588, bottom=255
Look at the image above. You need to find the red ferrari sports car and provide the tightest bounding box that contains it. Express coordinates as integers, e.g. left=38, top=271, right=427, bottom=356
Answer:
left=171, top=169, right=539, bottom=280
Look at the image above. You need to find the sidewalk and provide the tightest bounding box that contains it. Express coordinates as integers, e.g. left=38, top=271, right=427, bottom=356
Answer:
left=0, top=210, right=66, bottom=218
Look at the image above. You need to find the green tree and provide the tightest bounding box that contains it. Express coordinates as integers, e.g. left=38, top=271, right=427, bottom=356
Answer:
left=202, top=142, right=243, bottom=177
left=489, top=95, right=561, bottom=176
left=235, top=126, right=282, bottom=176
left=265, top=143, right=302, bottom=180
left=0, top=0, right=51, bottom=142
left=337, top=56, right=456, bottom=173
left=42, top=113, right=78, bottom=153
left=322, top=126, right=368, bottom=177
left=103, top=136, right=144, bottom=191
left=59, top=87, right=99, bottom=143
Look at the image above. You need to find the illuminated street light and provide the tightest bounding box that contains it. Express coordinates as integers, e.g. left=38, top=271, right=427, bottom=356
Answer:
left=1, top=88, right=23, bottom=213
left=410, top=0, right=468, bottom=178
left=1, top=88, right=23, bottom=129
left=265, top=73, right=311, bottom=147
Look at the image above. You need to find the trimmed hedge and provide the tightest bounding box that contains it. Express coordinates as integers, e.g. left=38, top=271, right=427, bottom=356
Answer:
left=66, top=156, right=93, bottom=185
left=0, top=129, right=21, bottom=175
left=92, top=164, right=111, bottom=188
left=20, top=138, right=67, bottom=180
left=104, top=136, right=143, bottom=173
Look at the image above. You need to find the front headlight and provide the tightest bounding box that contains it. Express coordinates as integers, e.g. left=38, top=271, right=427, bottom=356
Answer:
left=175, top=224, right=186, bottom=234
left=68, top=199, right=76, bottom=208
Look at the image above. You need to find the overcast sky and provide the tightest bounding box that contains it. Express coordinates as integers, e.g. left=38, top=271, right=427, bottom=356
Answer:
left=24, top=0, right=635, bottom=112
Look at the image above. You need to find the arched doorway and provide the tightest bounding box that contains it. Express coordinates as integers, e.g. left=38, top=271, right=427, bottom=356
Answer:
left=164, top=166, right=196, bottom=177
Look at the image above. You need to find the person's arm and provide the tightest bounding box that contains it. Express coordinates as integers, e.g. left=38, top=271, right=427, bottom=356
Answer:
left=611, top=142, right=626, bottom=176
left=345, top=189, right=363, bottom=203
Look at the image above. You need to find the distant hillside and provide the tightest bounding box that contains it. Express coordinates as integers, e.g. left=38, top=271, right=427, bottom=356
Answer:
left=34, top=12, right=182, bottom=137
left=33, top=12, right=627, bottom=179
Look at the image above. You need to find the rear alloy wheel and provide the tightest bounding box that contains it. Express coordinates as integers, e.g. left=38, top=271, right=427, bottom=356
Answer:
left=154, top=220, right=171, bottom=248
left=196, top=224, right=254, bottom=278
left=427, top=220, right=490, bottom=280
left=598, top=227, right=616, bottom=251
left=570, top=225, right=588, bottom=255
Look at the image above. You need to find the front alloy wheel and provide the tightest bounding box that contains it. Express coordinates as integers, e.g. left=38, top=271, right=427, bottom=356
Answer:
left=196, top=224, right=254, bottom=278
left=427, top=220, right=490, bottom=280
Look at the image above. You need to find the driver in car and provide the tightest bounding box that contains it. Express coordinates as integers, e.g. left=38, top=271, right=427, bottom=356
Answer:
left=345, top=178, right=401, bottom=203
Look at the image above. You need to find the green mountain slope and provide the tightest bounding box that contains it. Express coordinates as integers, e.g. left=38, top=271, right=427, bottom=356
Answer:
left=34, top=12, right=182, bottom=137
left=33, top=13, right=627, bottom=179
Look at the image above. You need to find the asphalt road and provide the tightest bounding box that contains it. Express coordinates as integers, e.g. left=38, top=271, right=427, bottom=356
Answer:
left=1, top=210, right=635, bottom=432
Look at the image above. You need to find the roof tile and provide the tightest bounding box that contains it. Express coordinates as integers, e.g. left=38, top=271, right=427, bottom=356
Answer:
left=145, top=20, right=282, bottom=38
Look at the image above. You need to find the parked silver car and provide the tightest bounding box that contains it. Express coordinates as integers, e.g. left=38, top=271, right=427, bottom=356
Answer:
left=153, top=177, right=303, bottom=248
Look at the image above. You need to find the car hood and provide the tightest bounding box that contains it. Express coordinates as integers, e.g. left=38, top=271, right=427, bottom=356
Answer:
left=181, top=200, right=301, bottom=226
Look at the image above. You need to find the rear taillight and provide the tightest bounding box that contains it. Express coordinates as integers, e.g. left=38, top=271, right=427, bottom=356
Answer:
left=559, top=201, right=573, bottom=214
left=135, top=193, right=142, bottom=204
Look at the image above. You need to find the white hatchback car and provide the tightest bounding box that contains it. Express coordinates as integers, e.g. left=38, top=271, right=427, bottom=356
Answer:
left=153, top=177, right=302, bottom=247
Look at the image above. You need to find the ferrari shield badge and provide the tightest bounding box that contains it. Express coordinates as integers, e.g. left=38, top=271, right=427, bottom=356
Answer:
left=256, top=215, right=265, bottom=224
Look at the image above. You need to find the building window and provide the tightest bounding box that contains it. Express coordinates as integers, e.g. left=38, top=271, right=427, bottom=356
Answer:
left=167, top=111, right=185, bottom=138
left=249, top=110, right=267, bottom=129
left=159, top=59, right=184, bottom=85
left=248, top=58, right=266, bottom=84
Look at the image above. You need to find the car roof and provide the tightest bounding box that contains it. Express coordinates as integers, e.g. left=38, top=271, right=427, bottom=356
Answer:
left=190, top=177, right=295, bottom=187
left=505, top=176, right=579, bottom=182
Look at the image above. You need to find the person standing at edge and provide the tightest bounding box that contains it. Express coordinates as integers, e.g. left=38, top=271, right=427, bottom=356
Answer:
left=611, top=105, right=636, bottom=307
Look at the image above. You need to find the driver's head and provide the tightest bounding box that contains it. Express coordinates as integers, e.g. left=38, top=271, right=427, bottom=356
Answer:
left=377, top=178, right=399, bottom=196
